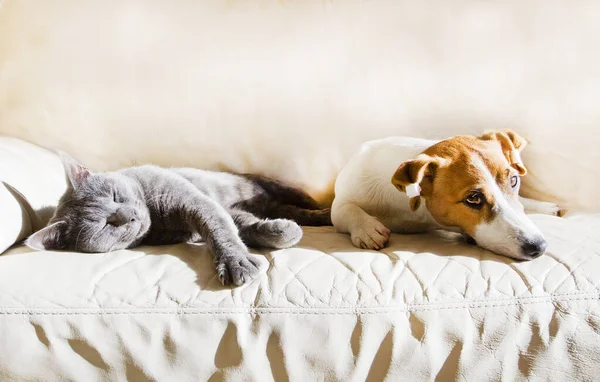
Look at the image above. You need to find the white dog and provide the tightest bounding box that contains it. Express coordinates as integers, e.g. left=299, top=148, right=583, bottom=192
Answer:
left=331, top=130, right=561, bottom=260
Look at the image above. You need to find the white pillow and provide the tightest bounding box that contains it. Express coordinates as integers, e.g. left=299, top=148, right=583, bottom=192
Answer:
left=0, top=137, right=67, bottom=254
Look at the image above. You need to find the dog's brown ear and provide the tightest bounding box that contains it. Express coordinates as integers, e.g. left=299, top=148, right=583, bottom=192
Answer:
left=391, top=155, right=437, bottom=212
left=480, top=129, right=528, bottom=175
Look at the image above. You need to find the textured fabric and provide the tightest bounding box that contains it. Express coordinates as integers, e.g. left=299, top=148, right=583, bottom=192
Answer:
left=0, top=137, right=67, bottom=253
left=1, top=1, right=600, bottom=210
left=1, top=213, right=599, bottom=380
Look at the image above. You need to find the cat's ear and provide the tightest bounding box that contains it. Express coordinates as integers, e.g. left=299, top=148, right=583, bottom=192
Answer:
left=58, top=151, right=91, bottom=188
left=25, top=221, right=68, bottom=250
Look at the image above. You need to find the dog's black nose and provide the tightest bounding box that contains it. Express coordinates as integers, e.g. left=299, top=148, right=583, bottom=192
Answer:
left=521, top=238, right=548, bottom=259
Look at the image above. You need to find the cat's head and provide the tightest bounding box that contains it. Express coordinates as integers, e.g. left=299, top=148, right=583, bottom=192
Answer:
left=26, top=153, right=151, bottom=253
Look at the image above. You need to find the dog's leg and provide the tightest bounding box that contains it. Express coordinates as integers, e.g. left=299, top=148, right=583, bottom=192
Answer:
left=520, top=197, right=562, bottom=216
left=332, top=202, right=391, bottom=250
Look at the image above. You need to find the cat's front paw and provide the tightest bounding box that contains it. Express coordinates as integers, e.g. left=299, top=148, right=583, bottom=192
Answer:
left=256, top=219, right=303, bottom=249
left=216, top=254, right=260, bottom=286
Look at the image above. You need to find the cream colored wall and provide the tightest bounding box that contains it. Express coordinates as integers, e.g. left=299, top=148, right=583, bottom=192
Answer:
left=1, top=1, right=599, bottom=209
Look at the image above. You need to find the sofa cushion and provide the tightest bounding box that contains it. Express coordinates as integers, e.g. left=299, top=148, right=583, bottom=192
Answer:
left=0, top=213, right=598, bottom=379
left=0, top=137, right=67, bottom=253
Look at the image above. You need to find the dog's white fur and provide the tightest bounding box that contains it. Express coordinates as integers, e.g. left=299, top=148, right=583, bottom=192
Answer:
left=331, top=136, right=560, bottom=260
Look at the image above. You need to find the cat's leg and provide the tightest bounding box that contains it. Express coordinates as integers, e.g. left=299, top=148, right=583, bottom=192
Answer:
left=230, top=209, right=303, bottom=249
left=184, top=194, right=260, bottom=286
left=520, top=197, right=563, bottom=216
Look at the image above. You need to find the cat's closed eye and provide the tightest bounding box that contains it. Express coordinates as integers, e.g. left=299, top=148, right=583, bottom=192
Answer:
left=112, top=191, right=123, bottom=204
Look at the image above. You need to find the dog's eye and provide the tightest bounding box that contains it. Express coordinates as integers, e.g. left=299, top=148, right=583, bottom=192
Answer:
left=464, top=192, right=484, bottom=209
left=510, top=175, right=519, bottom=188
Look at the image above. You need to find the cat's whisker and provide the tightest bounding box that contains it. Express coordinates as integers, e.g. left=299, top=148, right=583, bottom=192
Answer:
left=146, top=193, right=170, bottom=203
left=74, top=226, right=86, bottom=250
left=143, top=185, right=163, bottom=197
left=59, top=197, right=75, bottom=206
left=86, top=227, right=103, bottom=250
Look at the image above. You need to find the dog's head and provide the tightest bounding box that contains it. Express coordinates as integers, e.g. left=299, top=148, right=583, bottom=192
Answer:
left=391, top=130, right=547, bottom=260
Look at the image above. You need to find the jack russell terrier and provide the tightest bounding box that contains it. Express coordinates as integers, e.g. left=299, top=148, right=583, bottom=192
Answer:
left=331, top=130, right=561, bottom=261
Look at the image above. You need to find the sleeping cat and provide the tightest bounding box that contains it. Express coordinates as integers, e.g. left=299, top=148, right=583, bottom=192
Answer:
left=26, top=152, right=331, bottom=286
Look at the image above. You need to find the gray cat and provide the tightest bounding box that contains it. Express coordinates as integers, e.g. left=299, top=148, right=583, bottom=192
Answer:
left=26, top=153, right=331, bottom=286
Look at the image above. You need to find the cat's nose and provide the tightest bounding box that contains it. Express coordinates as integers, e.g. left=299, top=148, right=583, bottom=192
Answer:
left=107, top=208, right=137, bottom=226
left=107, top=213, right=128, bottom=227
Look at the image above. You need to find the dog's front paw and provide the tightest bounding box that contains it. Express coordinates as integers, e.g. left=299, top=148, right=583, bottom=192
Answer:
left=350, top=219, right=391, bottom=250
left=216, top=254, right=260, bottom=286
left=531, top=201, right=563, bottom=217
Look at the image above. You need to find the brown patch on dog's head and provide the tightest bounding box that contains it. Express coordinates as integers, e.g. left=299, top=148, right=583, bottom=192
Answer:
left=392, top=130, right=547, bottom=260
left=391, top=130, right=529, bottom=237
left=480, top=129, right=528, bottom=175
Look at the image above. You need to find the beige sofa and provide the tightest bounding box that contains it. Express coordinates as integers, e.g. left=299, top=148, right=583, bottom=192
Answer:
left=1, top=1, right=599, bottom=380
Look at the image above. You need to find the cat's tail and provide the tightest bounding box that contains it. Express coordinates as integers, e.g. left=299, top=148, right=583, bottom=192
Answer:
left=239, top=201, right=332, bottom=226
left=239, top=174, right=332, bottom=226
left=264, top=204, right=332, bottom=226
left=241, top=173, right=324, bottom=210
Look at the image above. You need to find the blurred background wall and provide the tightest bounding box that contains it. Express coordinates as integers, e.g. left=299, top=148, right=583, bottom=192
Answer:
left=1, top=1, right=599, bottom=209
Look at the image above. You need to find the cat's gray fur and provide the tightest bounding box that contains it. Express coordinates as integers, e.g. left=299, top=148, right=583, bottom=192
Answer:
left=26, top=153, right=331, bottom=286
